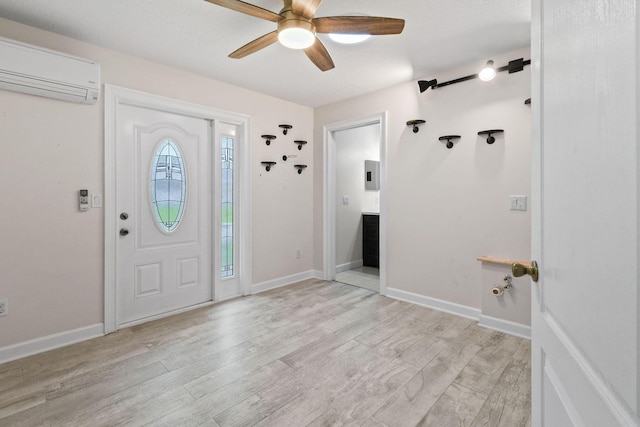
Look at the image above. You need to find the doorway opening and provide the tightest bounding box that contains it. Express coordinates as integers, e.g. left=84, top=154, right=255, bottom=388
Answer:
left=323, top=113, right=387, bottom=294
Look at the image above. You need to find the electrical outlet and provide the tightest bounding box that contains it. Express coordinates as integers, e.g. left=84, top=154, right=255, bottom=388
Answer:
left=0, top=299, right=7, bottom=317
left=296, top=249, right=301, bottom=259
left=510, top=195, right=527, bottom=211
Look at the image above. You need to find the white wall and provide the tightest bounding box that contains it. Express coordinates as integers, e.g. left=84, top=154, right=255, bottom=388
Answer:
left=0, top=18, right=314, bottom=350
left=334, top=124, right=380, bottom=267
left=315, top=47, right=531, bottom=323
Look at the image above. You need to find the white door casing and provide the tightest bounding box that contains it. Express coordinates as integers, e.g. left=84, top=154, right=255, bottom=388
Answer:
left=323, top=112, right=387, bottom=295
left=105, top=85, right=251, bottom=333
left=531, top=0, right=639, bottom=425
left=116, top=104, right=211, bottom=325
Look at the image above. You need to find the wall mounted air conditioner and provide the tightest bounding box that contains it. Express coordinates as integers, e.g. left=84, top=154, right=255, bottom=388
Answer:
left=0, top=36, right=100, bottom=105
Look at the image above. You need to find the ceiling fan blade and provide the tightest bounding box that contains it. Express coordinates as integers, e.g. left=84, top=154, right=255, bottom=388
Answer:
left=204, top=0, right=280, bottom=22
left=304, top=37, right=335, bottom=71
left=291, top=0, right=322, bottom=19
left=314, top=16, right=405, bottom=35
left=229, top=31, right=279, bottom=58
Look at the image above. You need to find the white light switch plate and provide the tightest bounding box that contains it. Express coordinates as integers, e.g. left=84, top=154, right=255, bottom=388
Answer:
left=342, top=196, right=349, bottom=205
left=92, top=193, right=103, bottom=208
left=510, top=195, right=527, bottom=211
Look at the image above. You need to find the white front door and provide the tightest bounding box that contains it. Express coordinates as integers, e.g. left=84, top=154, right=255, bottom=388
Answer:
left=116, top=103, right=212, bottom=326
left=531, top=0, right=639, bottom=425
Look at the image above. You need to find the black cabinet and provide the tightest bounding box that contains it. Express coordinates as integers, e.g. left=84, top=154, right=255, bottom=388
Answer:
left=362, top=214, right=379, bottom=268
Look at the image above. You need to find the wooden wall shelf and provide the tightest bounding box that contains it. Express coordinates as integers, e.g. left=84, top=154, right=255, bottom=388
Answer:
left=477, top=256, right=531, bottom=268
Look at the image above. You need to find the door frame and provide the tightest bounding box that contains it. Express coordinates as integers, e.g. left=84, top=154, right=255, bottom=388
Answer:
left=104, top=85, right=251, bottom=333
left=323, top=112, right=387, bottom=294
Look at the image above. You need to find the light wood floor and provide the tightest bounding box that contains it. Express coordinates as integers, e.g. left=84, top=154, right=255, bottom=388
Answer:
left=0, top=279, right=531, bottom=426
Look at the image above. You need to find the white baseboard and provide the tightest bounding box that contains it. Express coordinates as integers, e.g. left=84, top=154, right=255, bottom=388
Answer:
left=385, top=287, right=532, bottom=340
left=385, top=287, right=481, bottom=321
left=252, top=270, right=321, bottom=294
left=0, top=323, right=104, bottom=365
left=478, top=315, right=531, bottom=340
left=336, top=260, right=364, bottom=273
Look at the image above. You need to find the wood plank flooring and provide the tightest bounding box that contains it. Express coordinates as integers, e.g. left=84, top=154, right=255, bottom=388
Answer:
left=0, top=279, right=531, bottom=426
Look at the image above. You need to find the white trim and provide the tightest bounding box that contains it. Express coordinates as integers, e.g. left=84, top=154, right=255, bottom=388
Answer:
left=543, top=312, right=640, bottom=427
left=323, top=112, right=388, bottom=295
left=0, top=324, right=104, bottom=365
left=118, top=301, right=216, bottom=329
left=251, top=270, right=320, bottom=294
left=478, top=314, right=531, bottom=340
left=386, top=287, right=532, bottom=340
left=385, top=287, right=481, bottom=321
left=336, top=259, right=363, bottom=273
left=104, top=84, right=250, bottom=333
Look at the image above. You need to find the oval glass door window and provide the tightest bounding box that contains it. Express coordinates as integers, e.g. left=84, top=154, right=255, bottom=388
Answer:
left=150, top=139, right=187, bottom=232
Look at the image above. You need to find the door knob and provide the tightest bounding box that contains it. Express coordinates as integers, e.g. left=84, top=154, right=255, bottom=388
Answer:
left=511, top=261, right=539, bottom=282
left=119, top=228, right=129, bottom=237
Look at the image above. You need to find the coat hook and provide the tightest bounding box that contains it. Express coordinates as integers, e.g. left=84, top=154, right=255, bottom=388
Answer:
left=279, top=124, right=292, bottom=135
left=477, top=129, right=504, bottom=144
left=282, top=154, right=298, bottom=161
left=406, top=119, right=425, bottom=133
left=261, top=135, right=276, bottom=146
left=438, top=135, right=461, bottom=149
left=294, top=140, right=307, bottom=150
left=261, top=161, right=276, bottom=171
left=294, top=164, right=307, bottom=174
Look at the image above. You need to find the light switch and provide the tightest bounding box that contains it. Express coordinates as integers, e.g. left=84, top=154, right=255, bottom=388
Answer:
left=510, top=195, right=527, bottom=211
left=342, top=196, right=349, bottom=205
left=92, top=193, right=103, bottom=208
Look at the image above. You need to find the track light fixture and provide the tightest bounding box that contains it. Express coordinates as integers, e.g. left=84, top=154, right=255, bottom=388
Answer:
left=478, top=60, right=496, bottom=81
left=418, top=79, right=438, bottom=93
left=418, top=58, right=531, bottom=92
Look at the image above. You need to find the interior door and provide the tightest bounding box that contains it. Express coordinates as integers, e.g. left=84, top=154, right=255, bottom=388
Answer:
left=116, top=104, right=212, bottom=326
left=531, top=0, right=639, bottom=425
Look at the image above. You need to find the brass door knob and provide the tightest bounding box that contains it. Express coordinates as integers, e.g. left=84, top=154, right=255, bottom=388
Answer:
left=511, top=261, right=539, bottom=282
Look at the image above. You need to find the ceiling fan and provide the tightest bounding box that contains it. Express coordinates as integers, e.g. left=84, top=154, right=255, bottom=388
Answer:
left=204, top=0, right=405, bottom=71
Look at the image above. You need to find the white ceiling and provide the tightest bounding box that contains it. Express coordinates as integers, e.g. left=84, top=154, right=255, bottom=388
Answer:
left=0, top=0, right=531, bottom=108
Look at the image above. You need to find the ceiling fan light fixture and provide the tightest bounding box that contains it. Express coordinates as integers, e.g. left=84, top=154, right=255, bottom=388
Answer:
left=328, top=33, right=371, bottom=44
left=278, top=18, right=316, bottom=49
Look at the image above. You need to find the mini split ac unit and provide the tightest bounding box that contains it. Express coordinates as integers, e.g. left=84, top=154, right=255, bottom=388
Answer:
left=0, top=36, right=100, bottom=105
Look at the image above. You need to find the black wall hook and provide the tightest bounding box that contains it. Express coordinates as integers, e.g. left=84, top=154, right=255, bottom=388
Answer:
left=478, top=129, right=504, bottom=144
left=294, top=164, right=307, bottom=174
left=261, top=161, right=276, bottom=171
left=406, top=120, right=425, bottom=133
left=261, top=135, right=276, bottom=146
left=438, top=135, right=461, bottom=149
left=279, top=124, right=292, bottom=135
left=294, top=140, right=307, bottom=150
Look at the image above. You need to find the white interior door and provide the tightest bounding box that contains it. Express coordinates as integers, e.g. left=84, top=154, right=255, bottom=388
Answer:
left=116, top=104, right=212, bottom=326
left=531, top=0, right=639, bottom=425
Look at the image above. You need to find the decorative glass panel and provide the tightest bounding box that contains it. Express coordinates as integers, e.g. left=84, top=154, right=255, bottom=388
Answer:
left=150, top=139, right=186, bottom=232
left=221, top=135, right=234, bottom=277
